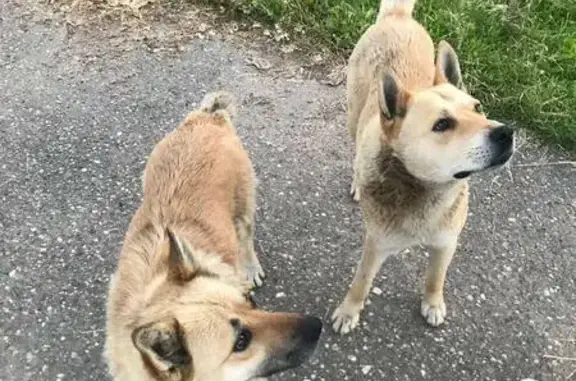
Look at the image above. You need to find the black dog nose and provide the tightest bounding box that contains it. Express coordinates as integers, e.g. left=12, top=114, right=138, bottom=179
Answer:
left=297, top=315, right=323, bottom=344
left=489, top=126, right=514, bottom=145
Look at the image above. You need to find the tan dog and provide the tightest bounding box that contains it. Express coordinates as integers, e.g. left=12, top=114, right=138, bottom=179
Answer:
left=105, top=92, right=322, bottom=381
left=331, top=0, right=515, bottom=334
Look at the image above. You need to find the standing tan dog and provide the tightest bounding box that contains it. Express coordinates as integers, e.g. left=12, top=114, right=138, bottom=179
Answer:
left=105, top=92, right=322, bottom=381
left=331, top=0, right=515, bottom=334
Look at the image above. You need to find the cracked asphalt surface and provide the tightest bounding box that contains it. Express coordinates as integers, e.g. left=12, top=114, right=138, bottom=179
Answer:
left=1, top=1, right=575, bottom=380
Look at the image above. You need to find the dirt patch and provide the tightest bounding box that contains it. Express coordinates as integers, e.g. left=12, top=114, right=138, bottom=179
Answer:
left=38, top=0, right=347, bottom=85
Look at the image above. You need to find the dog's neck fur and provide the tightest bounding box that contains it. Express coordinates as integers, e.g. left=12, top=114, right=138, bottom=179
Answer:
left=110, top=216, right=246, bottom=323
left=364, top=144, right=464, bottom=212
left=126, top=217, right=242, bottom=284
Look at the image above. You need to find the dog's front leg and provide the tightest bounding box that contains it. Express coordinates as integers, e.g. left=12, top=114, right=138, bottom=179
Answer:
left=421, top=239, right=457, bottom=327
left=331, top=233, right=397, bottom=334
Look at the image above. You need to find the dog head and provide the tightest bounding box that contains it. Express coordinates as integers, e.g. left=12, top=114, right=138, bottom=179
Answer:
left=379, top=41, right=515, bottom=183
left=126, top=230, right=322, bottom=381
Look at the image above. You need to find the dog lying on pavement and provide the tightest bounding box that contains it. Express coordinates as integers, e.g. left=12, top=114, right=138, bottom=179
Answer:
left=105, top=92, right=322, bottom=381
left=332, top=0, right=515, bottom=334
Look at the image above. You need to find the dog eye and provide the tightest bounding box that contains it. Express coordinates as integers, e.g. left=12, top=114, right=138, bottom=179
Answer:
left=233, top=327, right=252, bottom=352
left=474, top=103, right=483, bottom=113
left=432, top=118, right=454, bottom=132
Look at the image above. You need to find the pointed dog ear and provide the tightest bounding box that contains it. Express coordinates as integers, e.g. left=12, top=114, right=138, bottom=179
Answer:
left=434, top=40, right=465, bottom=90
left=380, top=72, right=406, bottom=119
left=132, top=319, right=192, bottom=379
left=379, top=72, right=410, bottom=139
left=166, top=229, right=197, bottom=281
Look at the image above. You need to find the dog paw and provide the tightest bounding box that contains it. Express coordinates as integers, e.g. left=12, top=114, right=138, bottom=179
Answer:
left=245, top=263, right=265, bottom=288
left=331, top=301, right=362, bottom=334
left=421, top=298, right=446, bottom=327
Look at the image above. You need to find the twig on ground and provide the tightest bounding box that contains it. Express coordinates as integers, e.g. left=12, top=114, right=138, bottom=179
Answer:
left=505, top=163, right=514, bottom=183
left=0, top=178, right=14, bottom=189
left=514, top=161, right=575, bottom=168
left=543, top=354, right=576, bottom=361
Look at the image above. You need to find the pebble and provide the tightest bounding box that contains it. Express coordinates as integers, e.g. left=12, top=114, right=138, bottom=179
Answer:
left=361, top=365, right=372, bottom=375
left=25, top=352, right=35, bottom=363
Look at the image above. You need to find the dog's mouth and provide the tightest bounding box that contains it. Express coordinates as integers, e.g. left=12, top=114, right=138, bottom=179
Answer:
left=454, top=147, right=514, bottom=180
left=255, top=316, right=322, bottom=378
left=453, top=171, right=472, bottom=179
left=489, top=149, right=514, bottom=167
left=256, top=345, right=318, bottom=378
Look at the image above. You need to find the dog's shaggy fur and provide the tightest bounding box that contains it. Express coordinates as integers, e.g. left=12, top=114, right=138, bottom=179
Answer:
left=331, top=0, right=515, bottom=334
left=105, top=92, right=322, bottom=381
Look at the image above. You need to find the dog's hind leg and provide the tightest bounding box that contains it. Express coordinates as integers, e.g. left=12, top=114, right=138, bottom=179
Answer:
left=421, top=239, right=457, bottom=327
left=234, top=169, right=265, bottom=288
left=236, top=216, right=264, bottom=288
left=331, top=233, right=397, bottom=334
left=235, top=176, right=265, bottom=288
left=235, top=200, right=265, bottom=288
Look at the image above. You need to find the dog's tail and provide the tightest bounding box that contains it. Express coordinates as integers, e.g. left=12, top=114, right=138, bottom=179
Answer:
left=199, top=91, right=237, bottom=121
left=377, top=0, right=416, bottom=21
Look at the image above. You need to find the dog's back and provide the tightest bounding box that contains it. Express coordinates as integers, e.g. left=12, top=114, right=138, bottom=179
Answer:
left=139, top=92, right=253, bottom=264
left=347, top=0, right=434, bottom=141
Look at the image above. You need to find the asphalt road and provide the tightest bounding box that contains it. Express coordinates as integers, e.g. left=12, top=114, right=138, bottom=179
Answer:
left=1, top=1, right=575, bottom=381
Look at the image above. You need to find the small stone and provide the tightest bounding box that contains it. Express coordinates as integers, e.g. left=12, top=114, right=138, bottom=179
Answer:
left=348, top=355, right=357, bottom=362
left=466, top=295, right=474, bottom=301
left=361, top=365, right=372, bottom=375
left=372, top=287, right=383, bottom=296
left=275, top=292, right=286, bottom=298
left=25, top=352, right=35, bottom=363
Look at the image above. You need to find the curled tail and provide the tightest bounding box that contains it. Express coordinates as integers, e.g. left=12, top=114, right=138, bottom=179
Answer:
left=199, top=91, right=237, bottom=120
left=377, top=0, right=416, bottom=21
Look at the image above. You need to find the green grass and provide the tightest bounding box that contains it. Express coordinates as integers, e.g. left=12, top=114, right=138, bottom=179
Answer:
left=218, top=0, right=576, bottom=150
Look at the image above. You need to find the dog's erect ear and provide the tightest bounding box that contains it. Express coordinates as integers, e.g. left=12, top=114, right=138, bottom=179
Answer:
left=435, top=41, right=464, bottom=90
left=379, top=72, right=409, bottom=138
left=166, top=229, right=197, bottom=281
left=133, top=319, right=192, bottom=378
left=379, top=72, right=409, bottom=120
